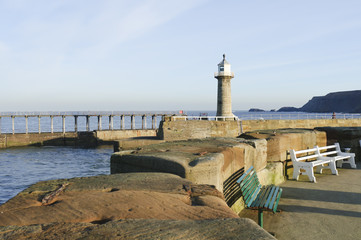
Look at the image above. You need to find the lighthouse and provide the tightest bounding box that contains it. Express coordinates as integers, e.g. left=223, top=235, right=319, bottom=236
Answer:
left=214, top=54, right=234, bottom=119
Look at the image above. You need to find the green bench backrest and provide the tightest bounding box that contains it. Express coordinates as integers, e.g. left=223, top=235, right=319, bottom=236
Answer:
left=236, top=166, right=261, bottom=207
left=236, top=166, right=283, bottom=213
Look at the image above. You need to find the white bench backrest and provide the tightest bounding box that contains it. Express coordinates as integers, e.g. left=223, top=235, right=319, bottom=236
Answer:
left=316, top=144, right=338, bottom=156
left=290, top=148, right=319, bottom=163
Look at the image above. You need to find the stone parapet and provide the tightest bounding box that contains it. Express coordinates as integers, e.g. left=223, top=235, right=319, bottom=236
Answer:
left=96, top=129, right=157, bottom=141
left=241, top=118, right=361, bottom=132
left=157, top=120, right=241, bottom=141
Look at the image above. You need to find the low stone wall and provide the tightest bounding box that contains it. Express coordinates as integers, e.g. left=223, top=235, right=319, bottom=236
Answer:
left=156, top=118, right=361, bottom=141
left=241, top=118, right=361, bottom=132
left=96, top=129, right=157, bottom=141
left=157, top=119, right=241, bottom=141
left=0, top=132, right=96, bottom=148
left=0, top=129, right=157, bottom=149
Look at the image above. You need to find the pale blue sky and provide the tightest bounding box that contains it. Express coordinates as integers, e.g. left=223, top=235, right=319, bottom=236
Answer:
left=0, top=0, right=360, bottom=112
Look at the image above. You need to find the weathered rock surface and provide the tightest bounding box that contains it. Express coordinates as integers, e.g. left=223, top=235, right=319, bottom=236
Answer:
left=0, top=173, right=237, bottom=227
left=0, top=173, right=276, bottom=239
left=0, top=218, right=275, bottom=240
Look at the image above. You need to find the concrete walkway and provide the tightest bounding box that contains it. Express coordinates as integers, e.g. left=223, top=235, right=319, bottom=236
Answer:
left=239, top=163, right=361, bottom=240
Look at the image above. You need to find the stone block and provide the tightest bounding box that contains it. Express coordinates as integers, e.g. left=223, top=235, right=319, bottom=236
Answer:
left=257, top=162, right=284, bottom=186
left=158, top=120, right=241, bottom=141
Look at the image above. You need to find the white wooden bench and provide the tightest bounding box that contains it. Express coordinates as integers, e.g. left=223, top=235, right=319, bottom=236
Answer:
left=290, top=148, right=338, bottom=183
left=315, top=143, right=356, bottom=169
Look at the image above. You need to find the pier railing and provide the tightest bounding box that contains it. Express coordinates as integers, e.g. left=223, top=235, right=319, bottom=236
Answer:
left=0, top=112, right=178, bottom=134
left=172, top=116, right=239, bottom=121
left=239, top=113, right=361, bottom=120
left=173, top=113, right=361, bottom=121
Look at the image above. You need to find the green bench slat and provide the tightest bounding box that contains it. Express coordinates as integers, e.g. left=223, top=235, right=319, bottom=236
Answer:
left=236, top=166, right=254, bottom=184
left=264, top=186, right=276, bottom=208
left=267, top=186, right=280, bottom=210
left=250, top=186, right=268, bottom=208
left=243, top=177, right=261, bottom=206
left=257, top=186, right=272, bottom=208
left=240, top=171, right=259, bottom=200
left=272, top=188, right=283, bottom=213
left=247, top=185, right=262, bottom=206
left=240, top=171, right=258, bottom=192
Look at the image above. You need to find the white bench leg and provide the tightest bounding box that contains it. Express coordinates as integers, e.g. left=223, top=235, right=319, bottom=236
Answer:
left=336, top=160, right=343, bottom=168
left=349, top=156, right=357, bottom=169
left=305, top=167, right=316, bottom=183
left=293, top=166, right=300, bottom=181
left=329, top=161, right=338, bottom=175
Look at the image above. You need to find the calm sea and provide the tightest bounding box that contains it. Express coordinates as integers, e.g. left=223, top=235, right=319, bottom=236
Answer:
left=0, top=146, right=113, bottom=205
left=1, top=110, right=358, bottom=205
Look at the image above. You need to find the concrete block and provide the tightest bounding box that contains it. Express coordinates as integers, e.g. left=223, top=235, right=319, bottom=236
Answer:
left=158, top=120, right=241, bottom=141
left=257, top=162, right=284, bottom=186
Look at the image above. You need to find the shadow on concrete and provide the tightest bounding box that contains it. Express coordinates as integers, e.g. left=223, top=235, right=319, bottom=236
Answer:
left=281, top=205, right=361, bottom=218
left=110, top=155, right=186, bottom=178
left=281, top=187, right=361, bottom=205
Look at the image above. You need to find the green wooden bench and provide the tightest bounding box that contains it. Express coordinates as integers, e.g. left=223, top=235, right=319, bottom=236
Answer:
left=236, top=166, right=283, bottom=228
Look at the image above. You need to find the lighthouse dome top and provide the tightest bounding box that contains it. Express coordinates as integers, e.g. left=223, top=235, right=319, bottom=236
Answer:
left=215, top=54, right=234, bottom=77
left=218, top=54, right=230, bottom=66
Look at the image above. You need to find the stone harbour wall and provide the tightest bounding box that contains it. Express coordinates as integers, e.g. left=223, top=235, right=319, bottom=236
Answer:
left=156, top=118, right=361, bottom=142
left=157, top=119, right=241, bottom=141
left=241, top=118, right=361, bottom=133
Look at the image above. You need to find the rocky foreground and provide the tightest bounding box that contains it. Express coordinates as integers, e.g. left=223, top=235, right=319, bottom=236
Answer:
left=0, top=172, right=274, bottom=239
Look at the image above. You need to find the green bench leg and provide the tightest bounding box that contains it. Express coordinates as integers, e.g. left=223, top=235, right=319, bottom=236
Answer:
left=258, top=209, right=263, bottom=228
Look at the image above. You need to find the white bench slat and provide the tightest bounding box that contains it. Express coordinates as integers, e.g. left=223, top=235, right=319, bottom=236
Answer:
left=295, top=154, right=319, bottom=162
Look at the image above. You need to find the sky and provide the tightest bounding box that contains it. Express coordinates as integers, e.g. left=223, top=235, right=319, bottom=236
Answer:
left=0, top=0, right=360, bottom=112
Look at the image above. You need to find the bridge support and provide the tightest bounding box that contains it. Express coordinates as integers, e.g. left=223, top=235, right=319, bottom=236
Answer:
left=142, top=115, right=146, bottom=129
left=109, top=116, right=113, bottom=130
left=98, top=116, right=102, bottom=131
left=38, top=116, right=41, bottom=134
left=131, top=115, right=135, bottom=130
left=62, top=116, right=66, bottom=134
left=12, top=116, right=15, bottom=135
left=152, top=115, right=157, bottom=129
left=121, top=115, right=125, bottom=130
left=86, top=116, right=90, bottom=131
left=74, top=116, right=78, bottom=133
left=51, top=116, right=54, bottom=133
left=26, top=116, right=28, bottom=134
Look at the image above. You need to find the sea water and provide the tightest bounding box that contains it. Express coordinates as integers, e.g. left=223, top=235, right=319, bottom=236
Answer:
left=0, top=146, right=112, bottom=205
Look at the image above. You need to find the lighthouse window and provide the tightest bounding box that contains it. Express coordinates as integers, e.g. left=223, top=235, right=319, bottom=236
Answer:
left=220, top=67, right=224, bottom=71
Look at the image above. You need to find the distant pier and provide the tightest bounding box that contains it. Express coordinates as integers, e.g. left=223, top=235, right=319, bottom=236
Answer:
left=0, top=112, right=178, bottom=135
left=0, top=111, right=178, bottom=149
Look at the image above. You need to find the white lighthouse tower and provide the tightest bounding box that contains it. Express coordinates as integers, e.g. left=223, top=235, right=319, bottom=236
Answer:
left=214, top=54, right=235, bottom=119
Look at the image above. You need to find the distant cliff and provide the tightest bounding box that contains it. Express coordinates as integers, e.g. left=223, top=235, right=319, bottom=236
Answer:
left=278, top=90, right=361, bottom=113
